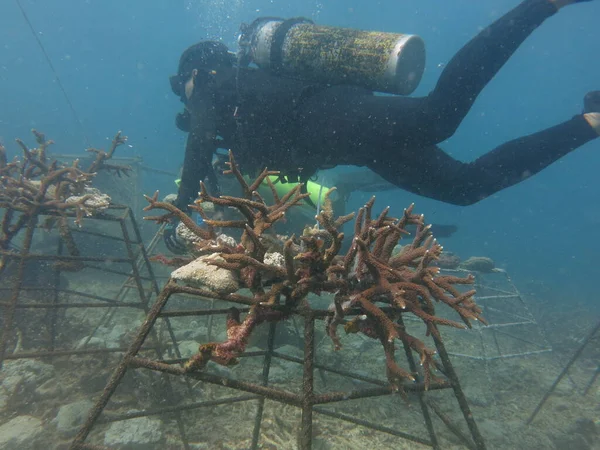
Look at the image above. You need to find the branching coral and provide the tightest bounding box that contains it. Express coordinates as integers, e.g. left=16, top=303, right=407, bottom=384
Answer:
left=147, top=150, right=486, bottom=389
left=0, top=130, right=128, bottom=271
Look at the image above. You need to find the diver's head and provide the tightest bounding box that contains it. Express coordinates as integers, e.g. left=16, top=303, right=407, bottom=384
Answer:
left=170, top=41, right=236, bottom=102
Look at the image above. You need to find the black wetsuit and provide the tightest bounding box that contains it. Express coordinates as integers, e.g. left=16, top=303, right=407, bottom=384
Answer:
left=176, top=0, right=598, bottom=211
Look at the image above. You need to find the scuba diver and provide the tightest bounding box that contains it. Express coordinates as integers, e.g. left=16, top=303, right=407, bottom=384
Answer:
left=165, top=0, right=599, bottom=252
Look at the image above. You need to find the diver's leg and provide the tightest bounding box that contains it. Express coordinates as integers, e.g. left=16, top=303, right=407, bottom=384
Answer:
left=369, top=114, right=598, bottom=206
left=457, top=115, right=598, bottom=204
left=551, top=0, right=593, bottom=8
left=424, top=0, right=560, bottom=142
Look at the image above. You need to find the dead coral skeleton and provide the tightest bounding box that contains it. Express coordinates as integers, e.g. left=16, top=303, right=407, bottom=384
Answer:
left=145, top=150, right=486, bottom=389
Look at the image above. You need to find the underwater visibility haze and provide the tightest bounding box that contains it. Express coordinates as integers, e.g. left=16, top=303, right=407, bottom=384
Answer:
left=0, top=0, right=599, bottom=449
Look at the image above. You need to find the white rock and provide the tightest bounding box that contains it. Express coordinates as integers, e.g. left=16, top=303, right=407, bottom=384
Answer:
left=264, top=252, right=284, bottom=268
left=53, top=399, right=93, bottom=437
left=104, top=324, right=129, bottom=349
left=0, top=415, right=44, bottom=448
left=1, top=359, right=55, bottom=393
left=171, top=254, right=239, bottom=294
left=176, top=221, right=204, bottom=244
left=104, top=416, right=164, bottom=449
left=197, top=201, right=215, bottom=214
left=177, top=340, right=201, bottom=358
left=459, top=256, right=495, bottom=273
left=216, top=233, right=236, bottom=248
left=34, top=378, right=63, bottom=400
left=0, top=390, right=7, bottom=410
left=162, top=193, right=177, bottom=204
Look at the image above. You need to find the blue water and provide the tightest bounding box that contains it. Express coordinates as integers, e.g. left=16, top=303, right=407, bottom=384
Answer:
left=1, top=0, right=598, bottom=303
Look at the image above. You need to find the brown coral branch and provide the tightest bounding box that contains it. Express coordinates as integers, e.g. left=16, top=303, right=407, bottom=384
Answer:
left=199, top=181, right=255, bottom=224
left=143, top=191, right=215, bottom=240
left=351, top=295, right=399, bottom=343
left=222, top=150, right=252, bottom=198
left=248, top=168, right=281, bottom=194
left=87, top=131, right=129, bottom=174
left=212, top=253, right=286, bottom=279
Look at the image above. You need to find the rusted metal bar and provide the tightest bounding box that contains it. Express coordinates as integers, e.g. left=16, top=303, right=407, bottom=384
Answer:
left=159, top=307, right=252, bottom=317
left=432, top=325, right=487, bottom=450
left=0, top=215, right=37, bottom=369
left=0, top=302, right=141, bottom=309
left=4, top=346, right=156, bottom=360
left=298, top=313, right=315, bottom=450
left=398, top=314, right=440, bottom=450
left=130, top=356, right=302, bottom=407
left=0, top=250, right=133, bottom=264
left=119, top=214, right=191, bottom=450
left=527, top=318, right=600, bottom=424
left=426, top=399, right=477, bottom=450
left=98, top=395, right=258, bottom=424
left=313, top=406, right=433, bottom=446
left=251, top=321, right=277, bottom=449
left=70, top=281, right=179, bottom=450
left=312, top=382, right=449, bottom=405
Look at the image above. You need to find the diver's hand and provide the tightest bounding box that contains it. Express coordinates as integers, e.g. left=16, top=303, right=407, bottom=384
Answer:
left=163, top=220, right=187, bottom=254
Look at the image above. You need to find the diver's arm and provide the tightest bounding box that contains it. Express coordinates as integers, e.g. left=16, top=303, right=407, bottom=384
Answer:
left=175, top=103, right=219, bottom=212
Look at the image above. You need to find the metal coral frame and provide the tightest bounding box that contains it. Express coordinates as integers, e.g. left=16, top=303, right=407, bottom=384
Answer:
left=70, top=277, right=487, bottom=450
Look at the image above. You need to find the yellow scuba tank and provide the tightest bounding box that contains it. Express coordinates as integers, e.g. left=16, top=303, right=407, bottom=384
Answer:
left=238, top=17, right=426, bottom=95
